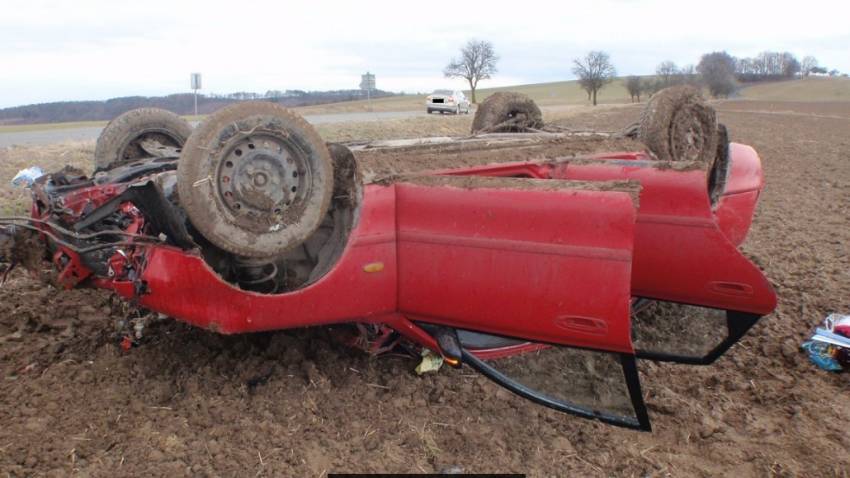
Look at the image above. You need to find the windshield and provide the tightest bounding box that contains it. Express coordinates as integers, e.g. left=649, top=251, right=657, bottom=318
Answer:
left=432, top=89, right=453, bottom=95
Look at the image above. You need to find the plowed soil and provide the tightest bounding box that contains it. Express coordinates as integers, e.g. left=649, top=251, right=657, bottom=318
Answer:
left=2, top=100, right=850, bottom=477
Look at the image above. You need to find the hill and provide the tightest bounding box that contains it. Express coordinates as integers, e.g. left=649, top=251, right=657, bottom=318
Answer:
left=474, top=78, right=630, bottom=106
left=0, top=90, right=397, bottom=126
left=297, top=78, right=634, bottom=115
left=739, top=77, right=850, bottom=101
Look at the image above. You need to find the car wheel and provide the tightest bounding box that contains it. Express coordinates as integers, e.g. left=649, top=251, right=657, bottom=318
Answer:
left=177, top=102, right=334, bottom=258
left=94, top=108, right=192, bottom=171
left=638, top=85, right=717, bottom=164
left=471, top=92, right=544, bottom=133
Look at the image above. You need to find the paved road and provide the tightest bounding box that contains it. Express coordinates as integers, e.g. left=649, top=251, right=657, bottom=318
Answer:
left=0, top=110, right=429, bottom=147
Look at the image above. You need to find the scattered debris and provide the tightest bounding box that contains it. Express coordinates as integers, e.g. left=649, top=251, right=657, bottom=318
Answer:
left=10, top=166, right=44, bottom=187
left=802, top=314, right=850, bottom=371
left=439, top=465, right=464, bottom=474
left=415, top=349, right=444, bottom=375
left=119, top=336, right=134, bottom=352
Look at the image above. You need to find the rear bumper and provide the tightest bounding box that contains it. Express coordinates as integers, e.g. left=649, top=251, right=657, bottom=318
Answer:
left=426, top=103, right=458, bottom=112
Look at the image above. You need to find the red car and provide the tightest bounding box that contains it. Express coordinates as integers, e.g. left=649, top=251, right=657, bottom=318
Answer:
left=0, top=88, right=775, bottom=431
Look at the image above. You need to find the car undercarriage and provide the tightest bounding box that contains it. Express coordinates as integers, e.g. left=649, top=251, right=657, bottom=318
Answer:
left=0, top=87, right=776, bottom=431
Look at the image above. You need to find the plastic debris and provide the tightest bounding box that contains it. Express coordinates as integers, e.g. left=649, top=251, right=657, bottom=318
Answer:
left=827, top=313, right=850, bottom=337
left=119, top=336, right=134, bottom=351
left=802, top=314, right=850, bottom=372
left=414, top=349, right=444, bottom=375
left=11, top=166, right=44, bottom=188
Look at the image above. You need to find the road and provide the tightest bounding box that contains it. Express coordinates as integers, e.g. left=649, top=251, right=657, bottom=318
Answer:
left=0, top=110, right=428, bottom=147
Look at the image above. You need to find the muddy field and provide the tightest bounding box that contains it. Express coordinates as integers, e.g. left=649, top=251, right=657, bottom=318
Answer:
left=1, top=100, right=849, bottom=476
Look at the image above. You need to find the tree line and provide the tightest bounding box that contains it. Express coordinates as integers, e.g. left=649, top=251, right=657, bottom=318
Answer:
left=0, top=89, right=396, bottom=125
left=443, top=40, right=842, bottom=105
left=589, top=51, right=839, bottom=102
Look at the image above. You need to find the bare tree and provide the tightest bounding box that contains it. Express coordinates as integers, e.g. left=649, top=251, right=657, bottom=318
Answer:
left=625, top=76, right=643, bottom=102
left=781, top=53, right=801, bottom=78
left=801, top=56, right=818, bottom=78
left=572, top=51, right=616, bottom=106
left=676, top=64, right=699, bottom=86
left=734, top=51, right=800, bottom=82
left=697, top=51, right=737, bottom=98
left=444, top=40, right=498, bottom=104
left=656, top=61, right=679, bottom=87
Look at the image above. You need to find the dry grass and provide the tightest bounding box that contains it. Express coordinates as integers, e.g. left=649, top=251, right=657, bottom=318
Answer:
left=0, top=120, right=108, bottom=134
left=315, top=114, right=471, bottom=142
left=475, top=78, right=631, bottom=106
left=5, top=77, right=848, bottom=135
left=0, top=103, right=635, bottom=215
left=739, top=77, right=850, bottom=101
left=294, top=95, right=427, bottom=115
left=0, top=141, right=93, bottom=215
left=294, top=79, right=635, bottom=115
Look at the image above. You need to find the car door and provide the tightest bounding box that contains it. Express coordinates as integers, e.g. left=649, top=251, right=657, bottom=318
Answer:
left=393, top=175, right=650, bottom=430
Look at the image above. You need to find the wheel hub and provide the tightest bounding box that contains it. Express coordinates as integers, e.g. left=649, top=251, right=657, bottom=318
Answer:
left=216, top=134, right=310, bottom=231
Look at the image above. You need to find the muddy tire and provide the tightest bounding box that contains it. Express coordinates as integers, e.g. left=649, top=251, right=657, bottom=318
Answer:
left=471, top=92, right=544, bottom=133
left=94, top=108, right=192, bottom=171
left=708, top=123, right=730, bottom=202
left=177, top=102, right=334, bottom=259
left=638, top=85, right=717, bottom=164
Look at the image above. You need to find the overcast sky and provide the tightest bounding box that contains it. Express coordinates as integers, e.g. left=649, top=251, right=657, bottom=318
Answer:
left=0, top=0, right=847, bottom=108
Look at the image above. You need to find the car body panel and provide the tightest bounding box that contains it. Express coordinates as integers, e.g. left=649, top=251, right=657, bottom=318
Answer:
left=99, top=179, right=637, bottom=355
left=436, top=143, right=776, bottom=316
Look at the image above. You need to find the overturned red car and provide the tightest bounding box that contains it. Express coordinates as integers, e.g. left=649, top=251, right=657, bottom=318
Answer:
left=0, top=87, right=775, bottom=431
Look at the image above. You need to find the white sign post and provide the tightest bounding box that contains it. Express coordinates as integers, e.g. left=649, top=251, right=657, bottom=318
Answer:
left=360, top=72, right=375, bottom=112
left=190, top=73, right=202, bottom=116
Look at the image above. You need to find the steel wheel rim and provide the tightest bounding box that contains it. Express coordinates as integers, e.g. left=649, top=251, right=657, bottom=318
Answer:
left=214, top=132, right=313, bottom=234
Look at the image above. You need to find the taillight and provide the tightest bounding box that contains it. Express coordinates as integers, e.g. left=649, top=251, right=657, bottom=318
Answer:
left=447, top=96, right=455, bottom=103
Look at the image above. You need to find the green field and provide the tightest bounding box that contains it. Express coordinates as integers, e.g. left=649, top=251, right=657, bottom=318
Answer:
left=739, top=77, right=850, bottom=101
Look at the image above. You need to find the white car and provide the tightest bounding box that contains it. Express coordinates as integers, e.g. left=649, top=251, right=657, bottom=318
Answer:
left=426, top=90, right=471, bottom=115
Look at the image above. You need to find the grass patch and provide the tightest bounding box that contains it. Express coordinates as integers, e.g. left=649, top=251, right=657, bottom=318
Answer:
left=0, top=120, right=108, bottom=133
left=294, top=79, right=634, bottom=115
left=739, top=77, right=850, bottom=101
left=0, top=104, right=634, bottom=212
left=0, top=141, right=94, bottom=214
left=474, top=78, right=631, bottom=106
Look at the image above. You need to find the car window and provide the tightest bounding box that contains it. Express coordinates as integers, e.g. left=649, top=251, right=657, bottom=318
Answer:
left=433, top=89, right=452, bottom=95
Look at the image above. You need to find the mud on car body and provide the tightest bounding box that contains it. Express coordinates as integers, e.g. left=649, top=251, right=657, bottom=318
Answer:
left=0, top=86, right=775, bottom=431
